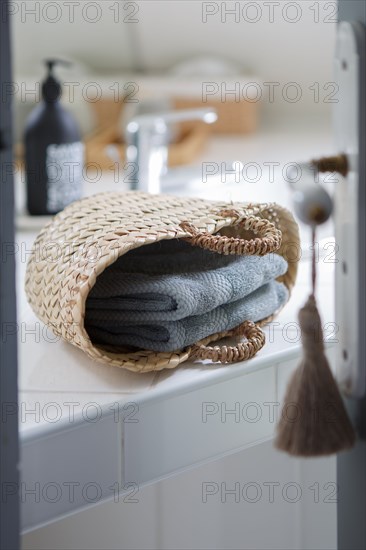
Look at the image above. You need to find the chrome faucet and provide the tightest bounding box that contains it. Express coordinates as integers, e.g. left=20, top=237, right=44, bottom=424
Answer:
left=124, top=107, right=217, bottom=194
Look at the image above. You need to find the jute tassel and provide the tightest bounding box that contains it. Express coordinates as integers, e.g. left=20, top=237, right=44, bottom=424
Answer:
left=275, top=228, right=356, bottom=456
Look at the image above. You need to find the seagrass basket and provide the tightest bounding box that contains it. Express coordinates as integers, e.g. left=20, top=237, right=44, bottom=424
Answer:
left=25, top=191, right=300, bottom=373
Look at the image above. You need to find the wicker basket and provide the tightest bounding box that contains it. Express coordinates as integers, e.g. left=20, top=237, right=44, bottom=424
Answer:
left=25, top=192, right=300, bottom=373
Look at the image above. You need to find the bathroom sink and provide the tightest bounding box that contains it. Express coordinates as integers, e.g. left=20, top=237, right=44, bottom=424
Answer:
left=14, top=163, right=291, bottom=230
left=159, top=163, right=290, bottom=203
left=15, top=163, right=333, bottom=252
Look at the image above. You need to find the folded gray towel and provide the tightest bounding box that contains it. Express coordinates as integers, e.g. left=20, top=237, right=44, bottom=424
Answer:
left=86, top=280, right=288, bottom=352
left=86, top=245, right=288, bottom=323
left=105, top=239, right=236, bottom=274
left=85, top=240, right=289, bottom=353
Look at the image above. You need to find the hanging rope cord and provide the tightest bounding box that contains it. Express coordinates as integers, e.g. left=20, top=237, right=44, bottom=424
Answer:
left=311, top=226, right=317, bottom=298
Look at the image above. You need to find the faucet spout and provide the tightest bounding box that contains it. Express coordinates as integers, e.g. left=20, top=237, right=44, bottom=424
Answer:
left=125, top=107, right=217, bottom=194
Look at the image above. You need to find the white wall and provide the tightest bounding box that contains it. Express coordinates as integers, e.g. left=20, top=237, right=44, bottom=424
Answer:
left=11, top=0, right=336, bottom=119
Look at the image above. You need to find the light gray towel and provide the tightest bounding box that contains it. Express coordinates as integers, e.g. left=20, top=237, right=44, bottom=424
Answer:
left=86, top=244, right=288, bottom=322
left=86, top=280, right=288, bottom=352
left=85, top=240, right=289, bottom=353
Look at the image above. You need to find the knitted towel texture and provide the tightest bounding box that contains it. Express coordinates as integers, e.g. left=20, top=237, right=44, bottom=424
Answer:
left=85, top=240, right=288, bottom=352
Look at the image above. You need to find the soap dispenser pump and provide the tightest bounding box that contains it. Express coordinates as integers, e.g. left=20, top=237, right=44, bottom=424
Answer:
left=24, top=59, right=84, bottom=215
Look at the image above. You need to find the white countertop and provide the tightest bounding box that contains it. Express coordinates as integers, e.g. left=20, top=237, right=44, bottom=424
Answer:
left=17, top=248, right=335, bottom=435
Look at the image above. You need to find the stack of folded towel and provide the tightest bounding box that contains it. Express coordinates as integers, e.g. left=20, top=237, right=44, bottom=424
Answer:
left=85, top=240, right=288, bottom=352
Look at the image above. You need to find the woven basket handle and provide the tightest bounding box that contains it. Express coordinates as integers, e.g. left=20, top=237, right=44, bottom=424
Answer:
left=180, top=210, right=282, bottom=256
left=189, top=321, right=265, bottom=363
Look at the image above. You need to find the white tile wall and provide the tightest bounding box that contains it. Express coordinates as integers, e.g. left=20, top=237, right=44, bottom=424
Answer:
left=22, top=440, right=337, bottom=550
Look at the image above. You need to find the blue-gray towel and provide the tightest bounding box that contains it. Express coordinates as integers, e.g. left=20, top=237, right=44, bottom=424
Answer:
left=86, top=280, right=288, bottom=352
left=85, top=240, right=289, bottom=352
left=86, top=244, right=288, bottom=323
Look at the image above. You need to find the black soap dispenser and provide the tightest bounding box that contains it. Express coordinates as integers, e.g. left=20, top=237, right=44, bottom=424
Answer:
left=24, top=60, right=84, bottom=215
